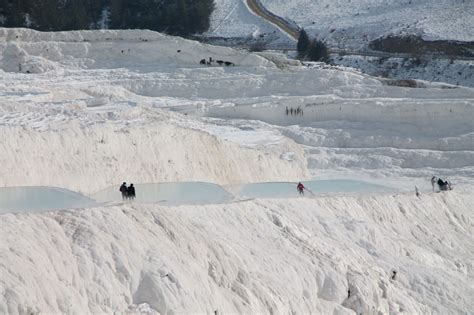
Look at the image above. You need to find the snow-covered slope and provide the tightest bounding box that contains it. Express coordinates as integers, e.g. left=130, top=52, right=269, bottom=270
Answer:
left=262, top=0, right=474, bottom=45
left=0, top=124, right=307, bottom=194
left=210, top=0, right=474, bottom=49
left=208, top=0, right=288, bottom=40
left=0, top=28, right=274, bottom=73
left=1, top=28, right=473, bottom=190
left=208, top=0, right=474, bottom=86
left=1, top=192, right=472, bottom=314
left=0, top=28, right=308, bottom=193
left=0, top=29, right=473, bottom=314
left=331, top=56, right=474, bottom=88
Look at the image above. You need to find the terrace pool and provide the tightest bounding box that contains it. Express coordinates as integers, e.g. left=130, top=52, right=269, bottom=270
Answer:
left=0, top=186, right=97, bottom=213
left=233, top=179, right=393, bottom=199
left=92, top=182, right=234, bottom=205
left=0, top=180, right=394, bottom=213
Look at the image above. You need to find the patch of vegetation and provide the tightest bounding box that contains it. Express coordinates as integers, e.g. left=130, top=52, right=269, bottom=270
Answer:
left=297, top=29, right=329, bottom=62
left=369, top=35, right=474, bottom=58
left=297, top=29, right=310, bottom=58
left=0, top=0, right=215, bottom=36
left=383, top=79, right=425, bottom=88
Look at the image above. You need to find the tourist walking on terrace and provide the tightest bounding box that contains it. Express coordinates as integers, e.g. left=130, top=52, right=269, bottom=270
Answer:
left=297, top=182, right=305, bottom=196
left=119, top=182, right=128, bottom=200
left=127, top=183, right=136, bottom=200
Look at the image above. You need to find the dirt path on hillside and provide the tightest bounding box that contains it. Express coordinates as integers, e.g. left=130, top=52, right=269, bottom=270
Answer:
left=246, top=0, right=299, bottom=40
left=245, top=0, right=474, bottom=61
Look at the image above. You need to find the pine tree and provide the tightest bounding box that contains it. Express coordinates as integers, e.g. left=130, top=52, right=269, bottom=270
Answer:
left=3, top=0, right=28, bottom=27
left=297, top=29, right=310, bottom=58
left=0, top=0, right=216, bottom=35
left=30, top=0, right=62, bottom=30
left=307, top=39, right=330, bottom=62
left=188, top=0, right=214, bottom=34
left=64, top=0, right=89, bottom=30
left=175, top=0, right=188, bottom=35
left=86, top=0, right=107, bottom=29
left=0, top=0, right=9, bottom=26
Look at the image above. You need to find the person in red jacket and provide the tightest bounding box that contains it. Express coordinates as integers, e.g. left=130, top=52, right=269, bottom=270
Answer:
left=297, top=182, right=305, bottom=195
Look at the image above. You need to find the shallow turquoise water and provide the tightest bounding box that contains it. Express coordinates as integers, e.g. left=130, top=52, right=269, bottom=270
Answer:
left=234, top=180, right=393, bottom=199
left=92, top=182, right=234, bottom=205
left=0, top=186, right=96, bottom=213
left=0, top=180, right=394, bottom=213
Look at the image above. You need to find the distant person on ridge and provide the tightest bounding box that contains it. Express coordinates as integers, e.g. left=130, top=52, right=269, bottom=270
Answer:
left=297, top=182, right=305, bottom=196
left=437, top=178, right=451, bottom=191
left=119, top=182, right=128, bottom=200
left=127, top=183, right=136, bottom=200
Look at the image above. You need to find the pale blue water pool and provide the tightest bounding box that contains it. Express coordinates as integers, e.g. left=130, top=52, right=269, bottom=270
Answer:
left=0, top=180, right=394, bottom=213
left=233, top=180, right=393, bottom=199
left=0, top=186, right=97, bottom=213
left=92, top=182, right=234, bottom=205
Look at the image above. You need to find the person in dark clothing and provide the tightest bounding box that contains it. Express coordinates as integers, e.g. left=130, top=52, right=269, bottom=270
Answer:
left=127, top=183, right=136, bottom=200
left=437, top=178, right=452, bottom=191
left=391, top=271, right=397, bottom=280
left=437, top=178, right=444, bottom=187
left=119, top=182, right=128, bottom=200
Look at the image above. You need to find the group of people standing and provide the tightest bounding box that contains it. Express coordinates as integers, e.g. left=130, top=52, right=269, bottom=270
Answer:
left=285, top=106, right=304, bottom=116
left=431, top=176, right=452, bottom=191
left=119, top=182, right=136, bottom=200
